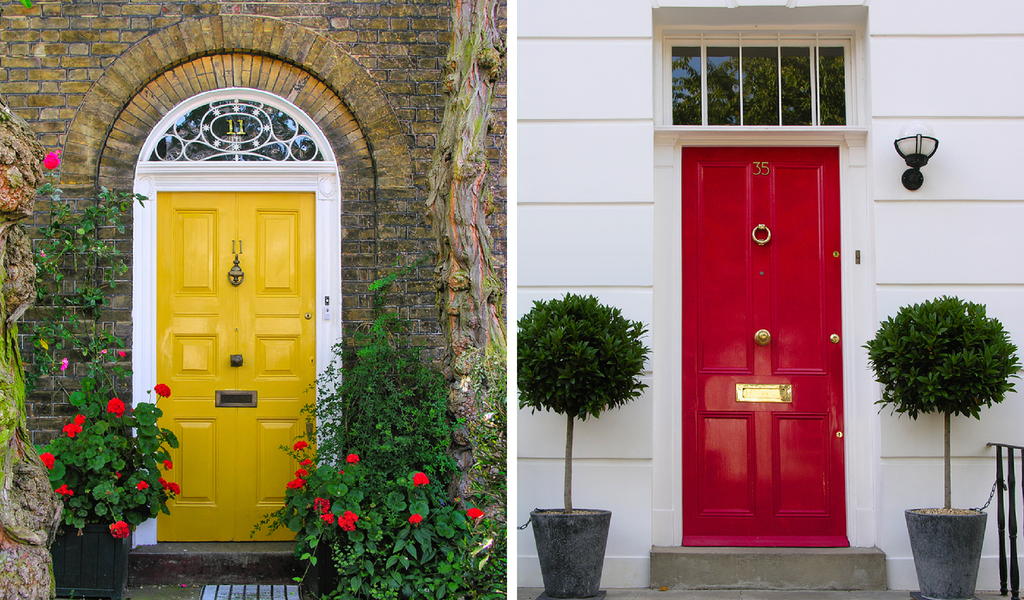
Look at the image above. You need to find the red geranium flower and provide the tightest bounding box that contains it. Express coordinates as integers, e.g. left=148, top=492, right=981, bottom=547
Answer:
left=295, top=468, right=308, bottom=478
left=168, top=482, right=181, bottom=495
left=136, top=480, right=149, bottom=491
left=467, top=507, right=484, bottom=520
left=346, top=454, right=359, bottom=463
left=314, top=498, right=331, bottom=514
left=413, top=472, right=429, bottom=486
left=107, top=397, right=125, bottom=417
left=338, top=511, right=358, bottom=531
left=43, top=150, right=60, bottom=170
left=286, top=478, right=305, bottom=490
left=55, top=484, right=73, bottom=497
left=293, top=441, right=309, bottom=451
left=408, top=514, right=423, bottom=525
left=74, top=414, right=85, bottom=426
left=63, top=423, right=82, bottom=438
left=299, top=458, right=313, bottom=467
left=154, top=383, right=171, bottom=398
left=164, top=460, right=173, bottom=470
left=109, top=521, right=130, bottom=539
left=40, top=452, right=55, bottom=470
left=320, top=513, right=335, bottom=525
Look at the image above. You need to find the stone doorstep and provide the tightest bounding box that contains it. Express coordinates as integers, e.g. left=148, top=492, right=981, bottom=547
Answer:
left=128, top=542, right=301, bottom=586
left=650, top=546, right=888, bottom=591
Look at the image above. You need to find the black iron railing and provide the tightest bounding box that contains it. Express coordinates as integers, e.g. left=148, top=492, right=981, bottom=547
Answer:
left=988, top=443, right=1024, bottom=599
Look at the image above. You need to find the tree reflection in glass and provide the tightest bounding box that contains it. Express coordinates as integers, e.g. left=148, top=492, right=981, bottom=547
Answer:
left=707, top=47, right=739, bottom=126
left=672, top=47, right=701, bottom=126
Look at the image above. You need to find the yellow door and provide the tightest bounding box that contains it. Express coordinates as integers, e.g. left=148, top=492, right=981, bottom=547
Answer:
left=156, top=191, right=315, bottom=541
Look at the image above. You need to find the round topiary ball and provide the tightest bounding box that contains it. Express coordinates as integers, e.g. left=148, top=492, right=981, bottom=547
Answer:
left=865, top=295, right=1020, bottom=420
left=518, top=293, right=649, bottom=421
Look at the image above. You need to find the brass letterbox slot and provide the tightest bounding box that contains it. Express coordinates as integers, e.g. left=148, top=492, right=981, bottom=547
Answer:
left=736, top=383, right=792, bottom=403
left=215, top=390, right=258, bottom=407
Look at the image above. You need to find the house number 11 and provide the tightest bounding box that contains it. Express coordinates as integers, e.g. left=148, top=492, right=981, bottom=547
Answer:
left=225, top=119, right=246, bottom=135
left=753, top=162, right=770, bottom=176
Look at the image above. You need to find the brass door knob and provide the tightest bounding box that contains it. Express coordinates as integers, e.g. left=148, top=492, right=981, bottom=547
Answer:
left=755, top=329, right=771, bottom=346
left=830, top=334, right=840, bottom=344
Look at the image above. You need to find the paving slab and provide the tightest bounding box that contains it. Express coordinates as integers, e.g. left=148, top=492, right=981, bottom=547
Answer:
left=518, top=588, right=1009, bottom=600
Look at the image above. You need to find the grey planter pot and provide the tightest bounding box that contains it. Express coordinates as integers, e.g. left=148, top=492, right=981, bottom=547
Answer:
left=531, top=509, right=612, bottom=599
left=905, top=509, right=988, bottom=600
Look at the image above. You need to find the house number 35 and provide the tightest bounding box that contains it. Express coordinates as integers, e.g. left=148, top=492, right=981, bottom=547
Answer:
left=753, top=162, right=771, bottom=176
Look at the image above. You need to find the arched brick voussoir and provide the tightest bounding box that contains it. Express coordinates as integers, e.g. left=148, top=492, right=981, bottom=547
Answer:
left=64, top=14, right=413, bottom=194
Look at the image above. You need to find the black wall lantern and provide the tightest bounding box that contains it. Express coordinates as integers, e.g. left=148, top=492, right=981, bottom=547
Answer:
left=894, top=121, right=938, bottom=190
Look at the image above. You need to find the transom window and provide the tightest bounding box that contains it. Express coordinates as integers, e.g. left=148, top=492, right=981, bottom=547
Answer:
left=669, top=36, right=848, bottom=127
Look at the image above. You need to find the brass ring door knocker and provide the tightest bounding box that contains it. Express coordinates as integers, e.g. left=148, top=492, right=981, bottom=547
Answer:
left=752, top=223, right=772, bottom=246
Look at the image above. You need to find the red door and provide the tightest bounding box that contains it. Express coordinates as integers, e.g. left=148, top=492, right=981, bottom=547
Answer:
left=682, top=147, right=847, bottom=547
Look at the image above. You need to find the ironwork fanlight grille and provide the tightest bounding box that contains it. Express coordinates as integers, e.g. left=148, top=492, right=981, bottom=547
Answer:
left=148, top=98, right=325, bottom=162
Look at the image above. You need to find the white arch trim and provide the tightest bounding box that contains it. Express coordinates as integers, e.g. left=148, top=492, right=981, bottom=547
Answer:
left=132, top=88, right=342, bottom=546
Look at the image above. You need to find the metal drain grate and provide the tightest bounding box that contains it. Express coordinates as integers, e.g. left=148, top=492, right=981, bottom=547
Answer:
left=200, top=585, right=301, bottom=599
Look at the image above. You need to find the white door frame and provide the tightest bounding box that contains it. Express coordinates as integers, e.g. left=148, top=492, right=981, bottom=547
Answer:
left=651, top=126, right=878, bottom=549
left=131, top=88, right=342, bottom=545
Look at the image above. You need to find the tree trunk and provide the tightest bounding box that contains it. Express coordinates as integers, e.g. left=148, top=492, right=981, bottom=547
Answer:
left=0, top=98, right=62, bottom=600
left=944, top=410, right=951, bottom=510
left=564, top=414, right=574, bottom=513
left=428, top=0, right=506, bottom=502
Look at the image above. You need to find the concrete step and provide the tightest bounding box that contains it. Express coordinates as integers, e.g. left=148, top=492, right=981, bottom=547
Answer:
left=128, top=542, right=300, bottom=585
left=650, top=546, right=887, bottom=591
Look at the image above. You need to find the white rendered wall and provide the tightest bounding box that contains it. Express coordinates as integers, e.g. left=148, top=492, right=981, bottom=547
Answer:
left=867, top=3, right=1024, bottom=590
left=517, top=0, right=655, bottom=588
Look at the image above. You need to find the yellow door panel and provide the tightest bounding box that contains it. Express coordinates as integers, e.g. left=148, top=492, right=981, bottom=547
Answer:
left=157, top=191, right=314, bottom=541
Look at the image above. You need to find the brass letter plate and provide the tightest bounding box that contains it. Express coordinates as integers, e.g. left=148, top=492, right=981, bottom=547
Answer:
left=216, top=390, right=258, bottom=407
left=736, top=383, right=792, bottom=403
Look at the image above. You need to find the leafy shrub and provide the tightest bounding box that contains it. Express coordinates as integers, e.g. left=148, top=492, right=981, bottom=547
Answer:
left=462, top=352, right=506, bottom=598
left=865, top=296, right=1020, bottom=420
left=518, top=293, right=649, bottom=421
left=310, top=322, right=455, bottom=503
left=41, top=376, right=179, bottom=533
left=260, top=443, right=494, bottom=600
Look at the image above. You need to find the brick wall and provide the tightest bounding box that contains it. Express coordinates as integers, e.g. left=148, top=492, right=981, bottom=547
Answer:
left=0, top=0, right=507, bottom=444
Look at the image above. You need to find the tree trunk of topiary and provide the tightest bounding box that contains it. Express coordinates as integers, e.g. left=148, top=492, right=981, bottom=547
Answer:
left=0, top=98, right=62, bottom=600
left=428, top=0, right=506, bottom=502
left=564, top=415, right=574, bottom=513
left=944, top=410, right=951, bottom=510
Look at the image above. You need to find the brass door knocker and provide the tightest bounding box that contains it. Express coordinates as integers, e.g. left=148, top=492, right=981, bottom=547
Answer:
left=752, top=223, right=772, bottom=246
left=228, top=240, right=244, bottom=286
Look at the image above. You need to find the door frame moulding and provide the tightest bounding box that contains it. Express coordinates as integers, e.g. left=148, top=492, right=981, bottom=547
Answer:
left=132, top=88, right=342, bottom=546
left=651, top=126, right=878, bottom=549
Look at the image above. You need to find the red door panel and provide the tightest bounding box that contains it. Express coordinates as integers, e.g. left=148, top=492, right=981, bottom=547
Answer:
left=682, top=147, right=846, bottom=547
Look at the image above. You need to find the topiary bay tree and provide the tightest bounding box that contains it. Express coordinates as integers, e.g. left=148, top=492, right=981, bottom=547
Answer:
left=518, top=293, right=650, bottom=513
left=865, top=295, right=1021, bottom=510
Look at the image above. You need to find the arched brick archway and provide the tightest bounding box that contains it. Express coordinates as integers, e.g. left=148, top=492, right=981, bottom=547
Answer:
left=61, top=14, right=412, bottom=194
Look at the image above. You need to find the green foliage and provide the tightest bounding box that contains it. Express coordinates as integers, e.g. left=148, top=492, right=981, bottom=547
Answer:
left=258, top=444, right=496, bottom=600
left=865, top=296, right=1021, bottom=420
left=310, top=326, right=455, bottom=502
left=462, top=352, right=506, bottom=598
left=28, top=183, right=142, bottom=393
left=28, top=180, right=176, bottom=534
left=40, top=378, right=179, bottom=531
left=518, top=293, right=650, bottom=421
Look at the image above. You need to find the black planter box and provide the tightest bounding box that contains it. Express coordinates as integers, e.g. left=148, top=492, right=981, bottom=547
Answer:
left=50, top=524, right=130, bottom=600
left=302, top=540, right=338, bottom=598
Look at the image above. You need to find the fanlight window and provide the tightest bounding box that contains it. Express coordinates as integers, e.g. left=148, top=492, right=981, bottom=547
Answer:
left=148, top=98, right=324, bottom=162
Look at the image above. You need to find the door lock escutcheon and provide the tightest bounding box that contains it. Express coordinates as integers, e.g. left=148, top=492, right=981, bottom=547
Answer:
left=754, top=329, right=771, bottom=346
